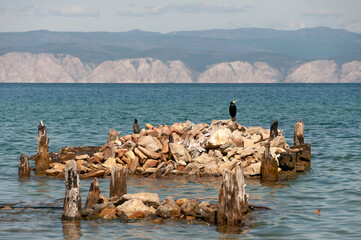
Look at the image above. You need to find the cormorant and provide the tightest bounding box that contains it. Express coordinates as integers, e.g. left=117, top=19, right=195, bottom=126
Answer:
left=133, top=119, right=141, bottom=134
left=270, top=120, right=278, bottom=140
left=229, top=100, right=237, bottom=121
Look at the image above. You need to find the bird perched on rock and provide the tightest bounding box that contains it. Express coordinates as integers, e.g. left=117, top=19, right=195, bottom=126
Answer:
left=133, top=119, right=141, bottom=134
left=270, top=120, right=278, bottom=140
left=229, top=100, right=237, bottom=121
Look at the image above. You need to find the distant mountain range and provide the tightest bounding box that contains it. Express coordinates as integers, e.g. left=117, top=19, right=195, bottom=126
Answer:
left=0, top=27, right=361, bottom=83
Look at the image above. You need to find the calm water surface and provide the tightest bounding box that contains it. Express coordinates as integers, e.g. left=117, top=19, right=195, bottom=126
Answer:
left=0, top=83, right=360, bottom=239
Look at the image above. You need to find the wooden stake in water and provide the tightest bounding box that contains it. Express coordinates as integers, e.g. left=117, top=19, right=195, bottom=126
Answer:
left=18, top=153, right=31, bottom=177
left=109, top=166, right=127, bottom=199
left=84, top=178, right=101, bottom=209
left=217, top=166, right=248, bottom=228
left=35, top=120, right=50, bottom=175
left=261, top=142, right=278, bottom=181
left=294, top=119, right=304, bottom=146
left=62, top=160, right=81, bottom=220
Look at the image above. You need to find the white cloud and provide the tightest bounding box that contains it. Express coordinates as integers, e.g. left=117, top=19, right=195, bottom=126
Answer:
left=50, top=5, right=100, bottom=17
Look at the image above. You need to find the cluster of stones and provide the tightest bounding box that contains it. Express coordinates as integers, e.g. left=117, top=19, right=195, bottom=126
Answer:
left=61, top=160, right=249, bottom=230
left=37, top=119, right=310, bottom=180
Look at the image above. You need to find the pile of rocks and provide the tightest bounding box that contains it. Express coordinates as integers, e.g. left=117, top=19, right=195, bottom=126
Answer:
left=31, top=119, right=310, bottom=180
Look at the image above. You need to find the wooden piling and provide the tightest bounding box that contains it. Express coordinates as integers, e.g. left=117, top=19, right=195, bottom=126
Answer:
left=35, top=120, right=50, bottom=175
left=217, top=166, right=248, bottom=229
left=62, top=160, right=81, bottom=220
left=109, top=166, right=127, bottom=199
left=294, top=119, right=304, bottom=146
left=261, top=142, right=278, bottom=181
left=84, top=178, right=101, bottom=209
left=18, top=153, right=31, bottom=177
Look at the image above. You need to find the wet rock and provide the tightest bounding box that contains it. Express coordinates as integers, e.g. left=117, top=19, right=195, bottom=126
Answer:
left=180, top=199, right=199, bottom=216
left=169, top=143, right=192, bottom=164
left=278, top=152, right=295, bottom=171
left=93, top=202, right=116, bottom=213
left=156, top=197, right=181, bottom=218
left=116, top=199, right=155, bottom=218
left=99, top=207, right=118, bottom=219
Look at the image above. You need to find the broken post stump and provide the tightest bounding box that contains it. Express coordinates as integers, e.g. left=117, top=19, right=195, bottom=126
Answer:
left=217, top=166, right=248, bottom=230
left=35, top=120, right=50, bottom=175
left=270, top=119, right=278, bottom=140
left=261, top=142, right=278, bottom=181
left=108, top=129, right=120, bottom=143
left=37, top=120, right=49, bottom=153
left=62, top=160, right=81, bottom=220
left=109, top=166, right=127, bottom=199
left=84, top=178, right=101, bottom=209
left=294, top=119, right=304, bottom=146
left=18, top=153, right=31, bottom=177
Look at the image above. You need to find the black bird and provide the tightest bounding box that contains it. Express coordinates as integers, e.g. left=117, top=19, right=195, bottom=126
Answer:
left=270, top=120, right=278, bottom=140
left=229, top=100, right=237, bottom=121
left=133, top=119, right=141, bottom=134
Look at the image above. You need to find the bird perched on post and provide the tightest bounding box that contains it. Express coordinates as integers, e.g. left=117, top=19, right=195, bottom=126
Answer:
left=229, top=100, right=237, bottom=122
left=133, top=119, right=141, bottom=134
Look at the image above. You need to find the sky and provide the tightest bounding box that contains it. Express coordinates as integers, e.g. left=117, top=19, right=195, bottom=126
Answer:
left=0, top=0, right=360, bottom=33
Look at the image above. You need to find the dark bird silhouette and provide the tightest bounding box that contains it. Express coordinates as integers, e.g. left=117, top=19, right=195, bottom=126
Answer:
left=133, top=119, right=141, bottom=134
left=270, top=120, right=278, bottom=140
left=229, top=100, right=237, bottom=121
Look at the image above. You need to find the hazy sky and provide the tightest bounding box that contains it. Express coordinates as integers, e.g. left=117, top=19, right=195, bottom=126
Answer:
left=0, top=0, right=360, bottom=33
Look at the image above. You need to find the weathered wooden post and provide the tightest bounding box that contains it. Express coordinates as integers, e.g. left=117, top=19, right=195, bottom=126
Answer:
left=270, top=119, right=278, bottom=140
left=109, top=166, right=127, bottom=199
left=84, top=178, right=101, bottom=209
left=108, top=129, right=120, bottom=143
left=261, top=142, right=278, bottom=181
left=217, top=166, right=248, bottom=230
left=18, top=153, right=31, bottom=177
left=294, top=119, right=304, bottom=145
left=62, top=160, right=81, bottom=220
left=35, top=120, right=50, bottom=175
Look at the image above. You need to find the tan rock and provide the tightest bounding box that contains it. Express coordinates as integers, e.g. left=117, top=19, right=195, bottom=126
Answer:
left=270, top=135, right=287, bottom=149
left=116, top=199, right=155, bottom=218
left=244, top=162, right=261, bottom=176
left=50, top=162, right=65, bottom=171
left=193, top=152, right=217, bottom=165
left=99, top=208, right=118, bottom=220
left=93, top=152, right=104, bottom=161
left=102, top=157, right=117, bottom=170
left=134, top=147, right=148, bottom=163
left=206, top=128, right=233, bottom=148
left=75, top=154, right=90, bottom=160
left=169, top=143, right=191, bottom=163
left=162, top=142, right=169, bottom=154
left=138, top=146, right=160, bottom=159
left=175, top=198, right=190, bottom=207
left=143, top=159, right=159, bottom=168
left=120, top=192, right=160, bottom=205
left=137, top=136, right=162, bottom=152
left=145, top=123, right=154, bottom=130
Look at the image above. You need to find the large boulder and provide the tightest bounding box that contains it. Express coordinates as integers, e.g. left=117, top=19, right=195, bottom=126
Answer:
left=116, top=199, right=155, bottom=218
left=137, top=136, right=162, bottom=152
left=156, top=197, right=181, bottom=218
left=169, top=143, right=192, bottom=163
left=206, top=127, right=233, bottom=149
left=115, top=192, right=160, bottom=206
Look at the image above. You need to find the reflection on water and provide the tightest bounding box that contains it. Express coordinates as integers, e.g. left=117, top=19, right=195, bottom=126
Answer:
left=62, top=220, right=82, bottom=240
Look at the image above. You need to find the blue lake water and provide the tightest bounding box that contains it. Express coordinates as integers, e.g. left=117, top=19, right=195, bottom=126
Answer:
left=0, top=83, right=360, bottom=239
